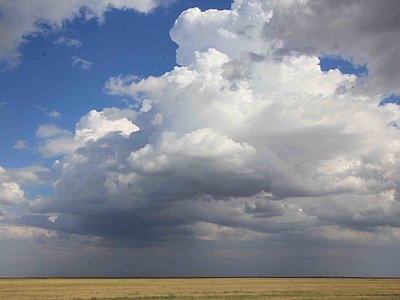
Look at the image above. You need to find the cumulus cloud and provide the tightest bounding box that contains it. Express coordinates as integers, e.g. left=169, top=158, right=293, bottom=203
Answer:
left=36, top=109, right=138, bottom=157
left=72, top=56, right=92, bottom=70
left=0, top=165, right=53, bottom=189
left=0, top=164, right=57, bottom=258
left=0, top=0, right=174, bottom=69
left=0, top=182, right=26, bottom=206
left=7, top=0, right=400, bottom=275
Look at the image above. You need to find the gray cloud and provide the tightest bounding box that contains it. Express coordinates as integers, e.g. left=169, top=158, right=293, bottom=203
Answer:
left=273, top=0, right=400, bottom=95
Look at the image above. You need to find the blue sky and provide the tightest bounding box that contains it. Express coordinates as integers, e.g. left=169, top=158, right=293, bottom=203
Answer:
left=1, top=0, right=400, bottom=277
left=1, top=1, right=232, bottom=169
left=0, top=0, right=376, bottom=169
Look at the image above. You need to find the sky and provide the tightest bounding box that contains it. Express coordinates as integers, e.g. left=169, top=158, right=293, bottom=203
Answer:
left=1, top=0, right=400, bottom=277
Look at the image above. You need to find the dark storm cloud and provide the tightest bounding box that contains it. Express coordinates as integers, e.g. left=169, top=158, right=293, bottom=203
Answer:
left=20, top=0, right=400, bottom=252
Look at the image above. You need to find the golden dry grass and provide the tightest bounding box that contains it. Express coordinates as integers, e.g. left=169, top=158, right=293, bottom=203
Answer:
left=1, top=277, right=400, bottom=300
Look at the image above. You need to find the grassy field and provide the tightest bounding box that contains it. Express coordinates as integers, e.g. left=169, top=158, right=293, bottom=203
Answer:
left=1, top=277, right=400, bottom=300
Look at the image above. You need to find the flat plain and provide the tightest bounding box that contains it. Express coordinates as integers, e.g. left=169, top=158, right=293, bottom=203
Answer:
left=1, top=277, right=400, bottom=300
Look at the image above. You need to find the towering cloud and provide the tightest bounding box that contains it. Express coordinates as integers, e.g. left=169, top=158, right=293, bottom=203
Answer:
left=4, top=0, right=400, bottom=275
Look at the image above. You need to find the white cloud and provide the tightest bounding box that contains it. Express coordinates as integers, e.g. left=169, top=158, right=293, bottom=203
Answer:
left=34, top=105, right=61, bottom=118
left=0, top=0, right=174, bottom=69
left=0, top=165, right=53, bottom=186
left=75, top=109, right=138, bottom=142
left=0, top=225, right=57, bottom=240
left=0, top=182, right=26, bottom=206
left=36, top=124, right=72, bottom=139
left=170, top=2, right=273, bottom=66
left=13, top=140, right=29, bottom=150
left=38, top=137, right=82, bottom=158
left=72, top=56, right=92, bottom=70
left=36, top=108, right=139, bottom=157
left=54, top=37, right=82, bottom=48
